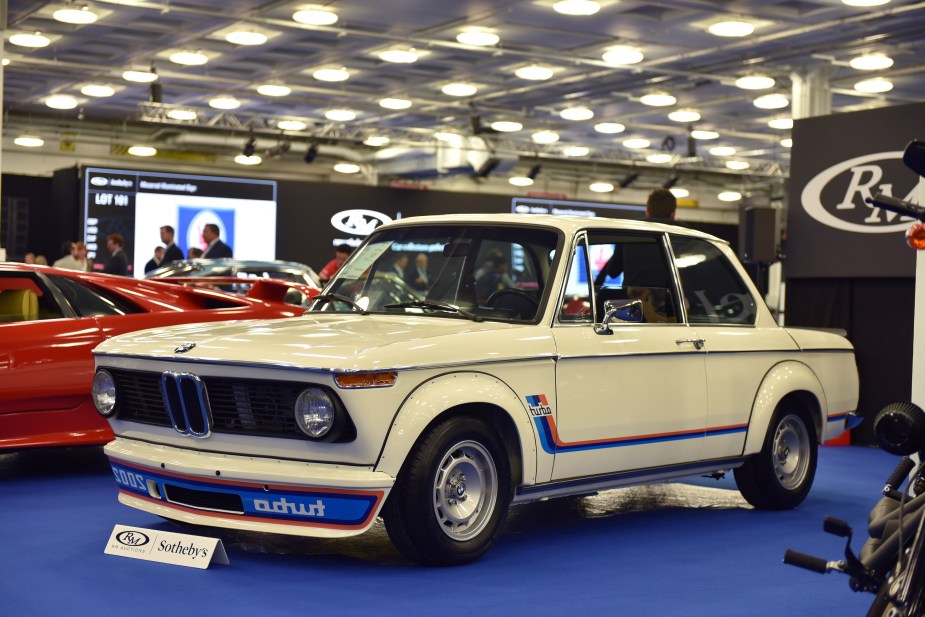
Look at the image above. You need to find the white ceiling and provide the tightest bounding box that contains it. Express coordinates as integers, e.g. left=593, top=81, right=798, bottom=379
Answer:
left=4, top=0, right=924, bottom=187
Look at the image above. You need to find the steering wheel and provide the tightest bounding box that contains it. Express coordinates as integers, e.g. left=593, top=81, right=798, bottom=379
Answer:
left=485, top=288, right=539, bottom=317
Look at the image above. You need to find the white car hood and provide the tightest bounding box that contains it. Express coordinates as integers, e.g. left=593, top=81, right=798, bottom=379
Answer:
left=93, top=314, right=554, bottom=371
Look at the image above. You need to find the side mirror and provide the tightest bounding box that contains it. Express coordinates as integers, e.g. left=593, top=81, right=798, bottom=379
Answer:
left=903, top=139, right=925, bottom=178
left=595, top=299, right=643, bottom=335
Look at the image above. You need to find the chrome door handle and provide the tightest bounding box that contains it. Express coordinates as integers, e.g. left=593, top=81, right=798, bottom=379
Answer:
left=676, top=338, right=705, bottom=350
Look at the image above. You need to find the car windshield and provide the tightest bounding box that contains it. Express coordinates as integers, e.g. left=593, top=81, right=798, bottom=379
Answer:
left=317, top=223, right=561, bottom=322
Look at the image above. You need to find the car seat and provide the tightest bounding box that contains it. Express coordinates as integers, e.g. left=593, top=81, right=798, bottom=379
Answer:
left=0, top=289, right=40, bottom=322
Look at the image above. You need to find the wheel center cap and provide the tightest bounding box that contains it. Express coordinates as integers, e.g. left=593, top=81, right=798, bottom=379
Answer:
left=456, top=482, right=466, bottom=497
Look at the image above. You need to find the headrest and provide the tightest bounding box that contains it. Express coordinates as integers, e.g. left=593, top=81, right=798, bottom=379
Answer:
left=0, top=289, right=39, bottom=322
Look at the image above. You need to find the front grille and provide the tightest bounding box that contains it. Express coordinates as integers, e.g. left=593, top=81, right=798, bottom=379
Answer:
left=163, top=484, right=244, bottom=514
left=109, top=368, right=316, bottom=439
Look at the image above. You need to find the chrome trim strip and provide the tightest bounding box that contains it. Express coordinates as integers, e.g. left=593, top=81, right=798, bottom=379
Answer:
left=160, top=371, right=212, bottom=438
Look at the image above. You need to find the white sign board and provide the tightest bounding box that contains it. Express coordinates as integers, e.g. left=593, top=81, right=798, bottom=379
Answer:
left=104, top=524, right=229, bottom=569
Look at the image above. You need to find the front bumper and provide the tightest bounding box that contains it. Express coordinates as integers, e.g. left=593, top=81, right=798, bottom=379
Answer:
left=104, top=437, right=394, bottom=538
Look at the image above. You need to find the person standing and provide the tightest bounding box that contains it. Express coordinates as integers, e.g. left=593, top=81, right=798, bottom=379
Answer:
left=643, top=188, right=684, bottom=225
left=318, top=243, right=353, bottom=284
left=201, top=223, right=232, bottom=258
left=144, top=246, right=165, bottom=273
left=53, top=241, right=82, bottom=270
left=408, top=252, right=430, bottom=291
left=103, top=233, right=129, bottom=276
left=159, top=225, right=184, bottom=264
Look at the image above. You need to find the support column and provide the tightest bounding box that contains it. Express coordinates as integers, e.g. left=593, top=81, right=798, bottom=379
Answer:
left=0, top=0, right=6, bottom=261
left=790, top=64, right=832, bottom=120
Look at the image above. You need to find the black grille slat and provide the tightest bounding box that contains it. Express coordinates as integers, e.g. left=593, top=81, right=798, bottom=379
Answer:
left=164, top=484, right=244, bottom=513
left=108, top=368, right=312, bottom=439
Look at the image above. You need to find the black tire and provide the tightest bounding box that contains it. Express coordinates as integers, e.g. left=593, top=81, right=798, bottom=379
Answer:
left=734, top=404, right=817, bottom=510
left=382, top=415, right=512, bottom=566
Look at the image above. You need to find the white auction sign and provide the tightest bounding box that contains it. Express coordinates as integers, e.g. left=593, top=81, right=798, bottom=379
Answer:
left=104, top=524, right=229, bottom=569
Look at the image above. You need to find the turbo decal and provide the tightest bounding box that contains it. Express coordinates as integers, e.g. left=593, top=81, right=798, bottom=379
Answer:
left=108, top=459, right=381, bottom=530
left=525, top=394, right=552, bottom=416
left=532, top=415, right=748, bottom=454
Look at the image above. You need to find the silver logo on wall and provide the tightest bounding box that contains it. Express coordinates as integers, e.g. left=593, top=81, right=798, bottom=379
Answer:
left=801, top=151, right=919, bottom=234
left=174, top=342, right=197, bottom=354
left=330, top=209, right=392, bottom=236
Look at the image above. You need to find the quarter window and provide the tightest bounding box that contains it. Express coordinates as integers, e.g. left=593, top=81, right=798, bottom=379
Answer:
left=670, top=236, right=756, bottom=325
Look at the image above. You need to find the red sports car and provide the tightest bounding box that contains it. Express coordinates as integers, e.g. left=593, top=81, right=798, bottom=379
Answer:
left=0, top=264, right=307, bottom=450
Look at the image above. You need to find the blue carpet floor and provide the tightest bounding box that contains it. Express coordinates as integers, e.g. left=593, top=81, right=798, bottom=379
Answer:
left=0, top=445, right=896, bottom=616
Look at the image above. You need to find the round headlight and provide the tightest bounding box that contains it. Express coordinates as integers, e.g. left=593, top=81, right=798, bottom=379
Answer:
left=92, top=370, right=117, bottom=417
left=294, top=388, right=335, bottom=438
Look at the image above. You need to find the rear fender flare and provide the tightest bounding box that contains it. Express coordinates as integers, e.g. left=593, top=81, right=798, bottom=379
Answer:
left=743, top=361, right=825, bottom=455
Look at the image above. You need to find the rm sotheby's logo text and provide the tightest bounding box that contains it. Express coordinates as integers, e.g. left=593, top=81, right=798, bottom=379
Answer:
left=801, top=151, right=923, bottom=233
left=331, top=209, right=392, bottom=236
left=105, top=524, right=229, bottom=569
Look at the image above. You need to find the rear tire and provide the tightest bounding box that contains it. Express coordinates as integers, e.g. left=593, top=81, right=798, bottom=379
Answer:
left=735, top=404, right=817, bottom=509
left=382, top=416, right=512, bottom=566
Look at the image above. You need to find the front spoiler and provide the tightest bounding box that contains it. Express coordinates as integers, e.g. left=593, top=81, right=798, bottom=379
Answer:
left=104, top=438, right=393, bottom=538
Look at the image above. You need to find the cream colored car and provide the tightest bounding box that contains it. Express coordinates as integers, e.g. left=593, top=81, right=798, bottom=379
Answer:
left=93, top=214, right=859, bottom=565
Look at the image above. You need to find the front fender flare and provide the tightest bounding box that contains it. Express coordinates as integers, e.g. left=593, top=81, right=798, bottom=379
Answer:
left=742, top=361, right=826, bottom=456
left=375, top=371, right=538, bottom=484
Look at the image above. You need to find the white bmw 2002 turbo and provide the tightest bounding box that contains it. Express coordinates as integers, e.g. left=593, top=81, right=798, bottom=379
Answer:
left=93, top=214, right=859, bottom=565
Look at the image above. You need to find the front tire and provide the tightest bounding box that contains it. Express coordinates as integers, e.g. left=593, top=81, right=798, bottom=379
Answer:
left=382, top=416, right=512, bottom=566
left=734, top=404, right=817, bottom=509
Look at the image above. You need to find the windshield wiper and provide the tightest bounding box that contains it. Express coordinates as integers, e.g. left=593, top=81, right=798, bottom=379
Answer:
left=384, top=300, right=482, bottom=322
left=311, top=293, right=369, bottom=314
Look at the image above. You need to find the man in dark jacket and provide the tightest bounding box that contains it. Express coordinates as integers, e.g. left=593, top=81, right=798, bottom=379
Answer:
left=103, top=233, right=129, bottom=276
left=159, top=225, right=184, bottom=264
left=201, top=223, right=233, bottom=258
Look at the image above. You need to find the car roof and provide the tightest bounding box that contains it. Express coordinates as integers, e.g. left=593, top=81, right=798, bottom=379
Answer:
left=377, top=213, right=724, bottom=243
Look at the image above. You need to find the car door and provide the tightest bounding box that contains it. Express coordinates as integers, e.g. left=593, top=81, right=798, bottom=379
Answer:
left=669, top=235, right=800, bottom=459
left=550, top=230, right=708, bottom=481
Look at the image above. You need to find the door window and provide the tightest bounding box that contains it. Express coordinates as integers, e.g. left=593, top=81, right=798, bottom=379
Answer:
left=670, top=236, right=757, bottom=325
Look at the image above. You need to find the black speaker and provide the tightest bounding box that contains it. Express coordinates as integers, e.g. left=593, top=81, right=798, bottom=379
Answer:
left=739, top=206, right=779, bottom=263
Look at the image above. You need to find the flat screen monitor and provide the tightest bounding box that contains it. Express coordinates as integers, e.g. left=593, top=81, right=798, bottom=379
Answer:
left=83, top=167, right=277, bottom=277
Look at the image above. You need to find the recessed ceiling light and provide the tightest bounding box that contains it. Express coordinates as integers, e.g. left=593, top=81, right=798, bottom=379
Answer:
left=9, top=32, right=51, bottom=48
left=709, top=146, right=737, bottom=156
left=726, top=160, right=751, bottom=170
left=379, top=97, right=413, bottom=110
left=841, top=0, right=890, bottom=6
left=491, top=121, right=523, bottom=132
left=122, top=70, right=158, bottom=83
left=234, top=154, right=262, bottom=165
left=334, top=162, right=361, bottom=174
left=442, top=82, right=478, bottom=97
left=601, top=45, right=644, bottom=66
left=554, top=0, right=601, bottom=16
left=849, top=52, right=894, bottom=71
left=594, top=122, right=626, bottom=134
left=53, top=7, right=99, bottom=24
left=781, top=138, right=793, bottom=148
left=2, top=58, right=9, bottom=66
left=456, top=29, right=500, bottom=46
left=589, top=182, right=614, bottom=193
left=14, top=135, right=44, bottom=148
left=364, top=135, right=391, bottom=147
left=560, top=106, right=594, bottom=121
left=670, top=187, right=689, bottom=198
left=509, top=176, right=534, bottom=187
left=563, top=146, right=591, bottom=157
left=753, top=93, right=789, bottom=109
left=708, top=21, right=754, bottom=37
left=292, top=8, right=338, bottom=26
left=515, top=65, right=554, bottom=80
left=767, top=117, right=793, bottom=129
left=854, top=77, right=893, bottom=93
left=208, top=95, right=241, bottom=110
left=647, top=153, right=673, bottom=164
left=623, top=138, right=650, bottom=149
left=691, top=130, right=719, bottom=140
left=278, top=119, right=307, bottom=131
left=128, top=145, right=157, bottom=157
left=378, top=48, right=419, bottom=63
left=169, top=50, right=209, bottom=66
left=45, top=94, right=78, bottom=110
left=312, top=67, right=350, bottom=82
left=325, top=108, right=357, bottom=122
left=532, top=130, right=560, bottom=145
left=718, top=191, right=743, bottom=201
left=225, top=31, right=267, bottom=46
left=256, top=84, right=291, bottom=97
left=668, top=109, right=701, bottom=123
left=167, top=109, right=197, bottom=121
left=81, top=84, right=115, bottom=97
left=640, top=92, right=677, bottom=107
left=735, top=74, right=775, bottom=90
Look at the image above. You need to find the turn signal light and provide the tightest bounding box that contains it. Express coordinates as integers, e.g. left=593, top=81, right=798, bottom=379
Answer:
left=334, top=372, right=397, bottom=389
left=907, top=223, right=925, bottom=250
